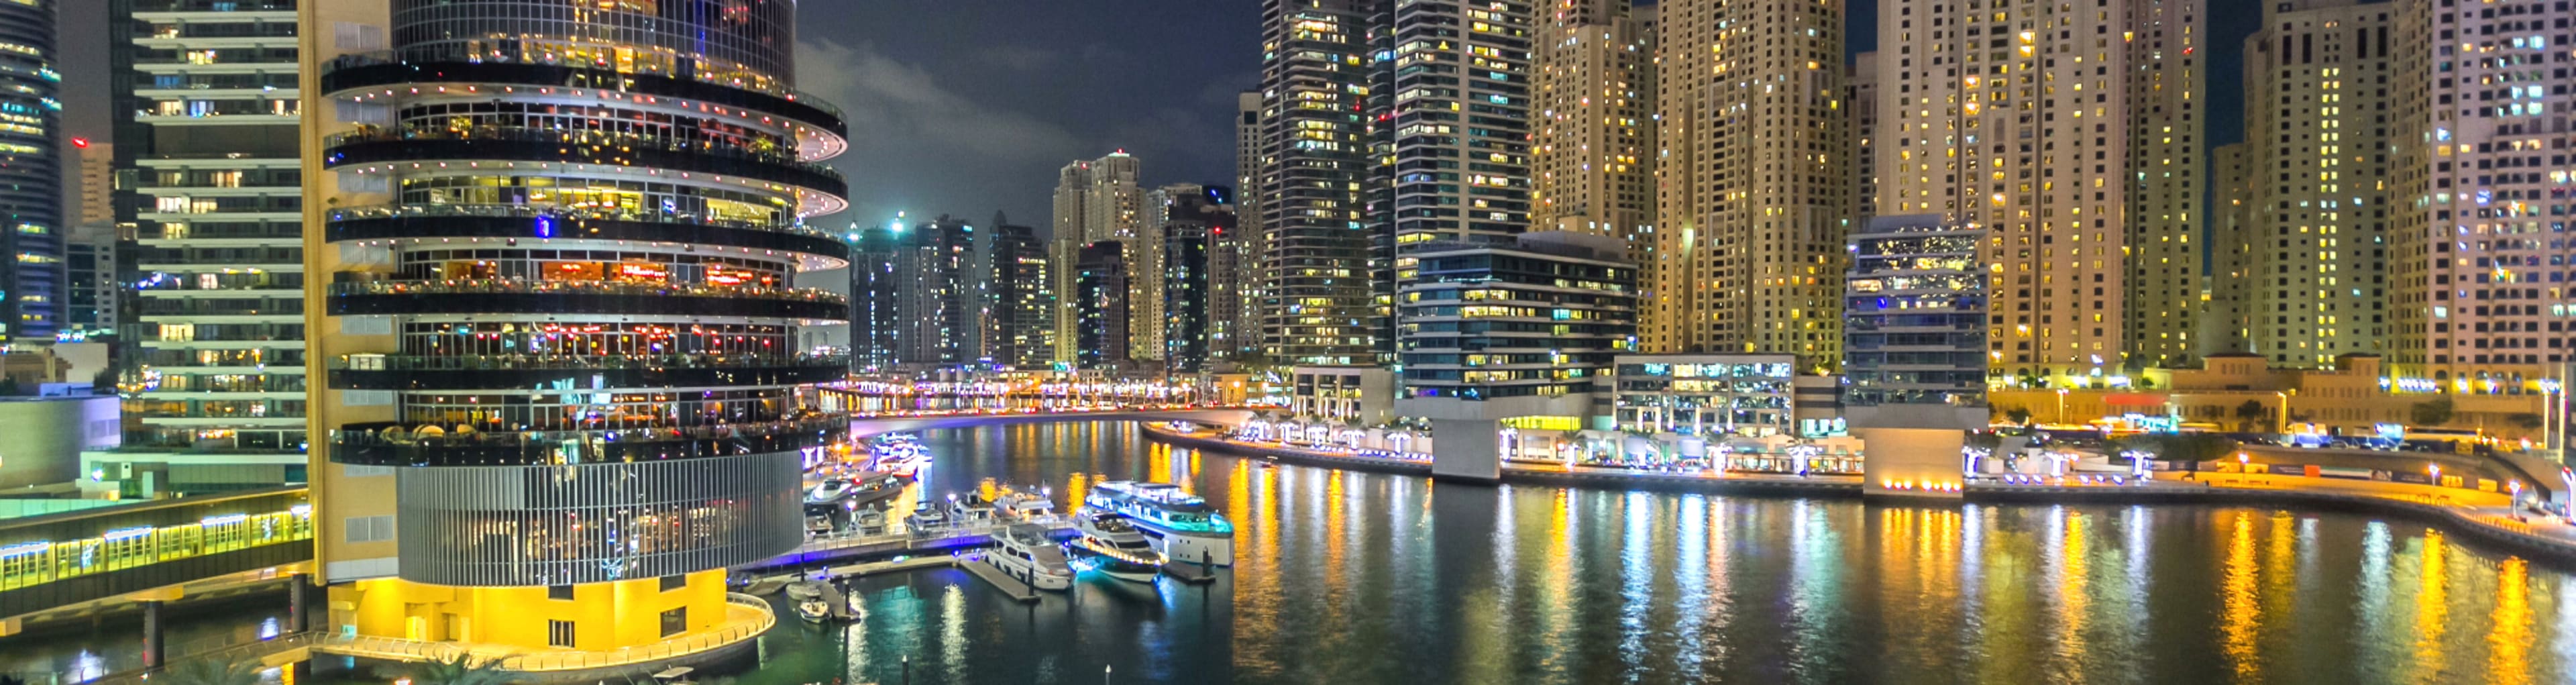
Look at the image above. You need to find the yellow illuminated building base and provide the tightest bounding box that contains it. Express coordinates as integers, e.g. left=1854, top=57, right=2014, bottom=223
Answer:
left=330, top=569, right=740, bottom=656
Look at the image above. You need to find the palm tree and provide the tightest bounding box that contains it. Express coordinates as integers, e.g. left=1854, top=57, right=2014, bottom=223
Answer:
left=157, top=658, right=262, bottom=685
left=381, top=653, right=521, bottom=685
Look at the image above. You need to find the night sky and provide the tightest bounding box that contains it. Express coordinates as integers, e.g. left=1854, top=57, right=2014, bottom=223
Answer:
left=52, top=1, right=2269, bottom=237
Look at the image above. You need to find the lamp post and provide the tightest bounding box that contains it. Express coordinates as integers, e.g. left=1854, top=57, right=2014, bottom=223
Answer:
left=2428, top=464, right=2442, bottom=488
left=2055, top=388, right=2069, bottom=426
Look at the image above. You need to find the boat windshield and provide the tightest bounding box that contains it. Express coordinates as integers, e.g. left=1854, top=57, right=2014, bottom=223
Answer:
left=1157, top=510, right=1231, bottom=533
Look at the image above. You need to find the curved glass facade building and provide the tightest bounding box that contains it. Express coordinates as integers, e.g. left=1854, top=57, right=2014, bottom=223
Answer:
left=304, top=0, right=844, bottom=655
left=0, top=0, right=61, bottom=344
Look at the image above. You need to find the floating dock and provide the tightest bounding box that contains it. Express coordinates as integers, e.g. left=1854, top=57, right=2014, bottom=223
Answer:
left=1159, top=561, right=1217, bottom=584
left=959, top=554, right=1040, bottom=603
left=816, top=555, right=955, bottom=580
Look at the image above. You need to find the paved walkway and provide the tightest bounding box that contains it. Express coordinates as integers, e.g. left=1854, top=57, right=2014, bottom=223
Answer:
left=1148, top=425, right=2576, bottom=562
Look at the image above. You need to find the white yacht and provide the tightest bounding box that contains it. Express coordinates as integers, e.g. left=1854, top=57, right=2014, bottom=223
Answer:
left=1065, top=511, right=1163, bottom=583
left=983, top=523, right=1073, bottom=591
left=1082, top=481, right=1234, bottom=566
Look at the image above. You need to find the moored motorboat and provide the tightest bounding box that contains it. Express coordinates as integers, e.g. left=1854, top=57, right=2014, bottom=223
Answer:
left=795, top=598, right=832, bottom=623
left=902, top=503, right=949, bottom=535
left=991, top=487, right=1057, bottom=521
left=1064, top=511, right=1164, bottom=583
left=983, top=523, right=1074, bottom=591
left=1082, top=480, right=1235, bottom=566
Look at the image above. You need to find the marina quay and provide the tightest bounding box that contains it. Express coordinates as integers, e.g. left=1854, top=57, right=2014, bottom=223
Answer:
left=12, top=0, right=2576, bottom=682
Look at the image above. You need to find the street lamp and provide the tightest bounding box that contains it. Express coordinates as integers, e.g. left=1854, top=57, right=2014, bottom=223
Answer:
left=2237, top=452, right=2251, bottom=473
left=2055, top=388, right=2070, bottom=426
left=2428, top=464, right=2442, bottom=487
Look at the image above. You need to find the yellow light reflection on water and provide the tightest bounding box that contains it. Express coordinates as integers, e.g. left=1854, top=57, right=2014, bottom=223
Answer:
left=2047, top=508, right=2091, bottom=680
left=2220, top=511, right=2261, bottom=678
left=2412, top=529, right=2451, bottom=684
left=2490, top=556, right=2534, bottom=685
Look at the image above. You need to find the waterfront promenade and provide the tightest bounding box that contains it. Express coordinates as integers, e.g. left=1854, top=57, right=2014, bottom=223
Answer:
left=1141, top=423, right=2576, bottom=564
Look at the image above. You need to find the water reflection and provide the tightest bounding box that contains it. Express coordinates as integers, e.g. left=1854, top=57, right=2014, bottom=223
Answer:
left=729, top=422, right=2576, bottom=684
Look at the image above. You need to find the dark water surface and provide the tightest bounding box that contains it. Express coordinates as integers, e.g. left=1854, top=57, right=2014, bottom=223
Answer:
left=729, top=422, right=2576, bottom=684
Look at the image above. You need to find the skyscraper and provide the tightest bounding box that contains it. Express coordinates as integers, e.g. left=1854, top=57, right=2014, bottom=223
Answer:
left=1386, top=0, right=1534, bottom=250
left=0, top=0, right=61, bottom=346
left=113, top=0, right=304, bottom=457
left=849, top=222, right=903, bottom=372
left=1530, top=0, right=1654, bottom=260
left=1161, top=189, right=1238, bottom=372
left=1075, top=241, right=1130, bottom=370
left=1873, top=0, right=2206, bottom=381
left=1051, top=152, right=1149, bottom=363
left=304, top=0, right=847, bottom=653
left=2387, top=0, right=2573, bottom=379
left=2233, top=0, right=2394, bottom=368
left=1650, top=0, right=1849, bottom=374
left=898, top=215, right=981, bottom=366
left=2204, top=142, right=2257, bottom=358
left=1051, top=160, right=1091, bottom=364
left=1234, top=90, right=1267, bottom=362
left=988, top=218, right=1057, bottom=369
left=1256, top=0, right=1381, bottom=366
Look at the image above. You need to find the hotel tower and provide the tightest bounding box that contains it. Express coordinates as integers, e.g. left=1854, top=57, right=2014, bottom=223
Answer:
left=300, top=0, right=849, bottom=655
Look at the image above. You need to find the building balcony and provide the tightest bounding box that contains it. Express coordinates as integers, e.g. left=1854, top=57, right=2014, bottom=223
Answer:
left=325, top=353, right=849, bottom=390
left=319, top=51, right=846, bottom=159
left=320, top=127, right=847, bottom=209
left=326, top=279, right=849, bottom=322
left=326, top=203, right=847, bottom=270
left=328, top=415, right=849, bottom=467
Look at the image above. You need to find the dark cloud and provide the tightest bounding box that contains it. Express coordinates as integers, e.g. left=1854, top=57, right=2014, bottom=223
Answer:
left=793, top=2, right=1260, bottom=233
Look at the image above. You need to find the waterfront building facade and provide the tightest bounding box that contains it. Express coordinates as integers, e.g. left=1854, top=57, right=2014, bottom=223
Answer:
left=1843, top=215, right=1988, bottom=410
left=1872, top=0, right=2206, bottom=378
left=1256, top=0, right=1381, bottom=365
left=113, top=0, right=307, bottom=460
left=1648, top=0, right=1849, bottom=374
left=1394, top=232, right=1635, bottom=480
left=0, top=0, right=61, bottom=346
left=302, top=0, right=847, bottom=655
left=1612, top=354, right=1817, bottom=439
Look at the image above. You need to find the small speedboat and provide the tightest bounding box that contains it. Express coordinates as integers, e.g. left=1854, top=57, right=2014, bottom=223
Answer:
left=804, top=478, right=857, bottom=505
left=795, top=598, right=832, bottom=623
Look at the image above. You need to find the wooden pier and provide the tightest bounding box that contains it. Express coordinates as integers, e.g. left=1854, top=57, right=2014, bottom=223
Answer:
left=958, top=554, right=1040, bottom=603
